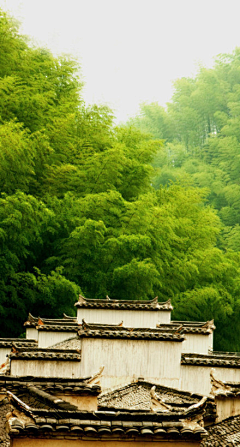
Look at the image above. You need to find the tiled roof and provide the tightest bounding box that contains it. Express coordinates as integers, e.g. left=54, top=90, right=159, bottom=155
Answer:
left=0, top=338, right=37, bottom=348
left=78, top=321, right=185, bottom=341
left=75, top=295, right=173, bottom=311
left=0, top=376, right=101, bottom=395
left=10, top=387, right=78, bottom=411
left=158, top=320, right=215, bottom=335
left=181, top=353, right=240, bottom=368
left=0, top=394, right=11, bottom=446
left=210, top=368, right=240, bottom=397
left=24, top=313, right=77, bottom=328
left=8, top=416, right=208, bottom=440
left=98, top=379, right=216, bottom=419
left=37, top=324, right=79, bottom=332
left=214, top=383, right=240, bottom=396
left=6, top=392, right=208, bottom=441
left=9, top=346, right=81, bottom=361
left=0, top=376, right=213, bottom=443
left=49, top=337, right=81, bottom=350
left=201, top=414, right=240, bottom=446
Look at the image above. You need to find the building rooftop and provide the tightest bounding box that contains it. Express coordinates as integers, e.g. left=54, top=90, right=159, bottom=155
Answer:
left=0, top=338, right=37, bottom=348
left=98, top=379, right=216, bottom=420
left=210, top=368, right=240, bottom=397
left=0, top=375, right=101, bottom=395
left=201, top=414, right=240, bottom=446
left=75, top=295, right=173, bottom=311
left=78, top=320, right=185, bottom=341
left=5, top=382, right=208, bottom=442
left=181, top=353, right=240, bottom=368
left=24, top=313, right=77, bottom=328
left=158, top=320, right=215, bottom=335
left=8, top=346, right=81, bottom=361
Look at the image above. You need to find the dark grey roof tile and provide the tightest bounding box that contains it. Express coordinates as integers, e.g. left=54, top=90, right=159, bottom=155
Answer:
left=24, top=313, right=77, bottom=328
left=0, top=339, right=37, bottom=348
left=75, top=295, right=173, bottom=311
left=201, top=415, right=240, bottom=446
left=78, top=323, right=184, bottom=341
left=182, top=353, right=240, bottom=368
left=9, top=347, right=81, bottom=362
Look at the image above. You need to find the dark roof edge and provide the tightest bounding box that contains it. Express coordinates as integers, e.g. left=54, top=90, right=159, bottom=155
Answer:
left=75, top=295, right=173, bottom=310
left=181, top=353, right=240, bottom=368
left=78, top=328, right=184, bottom=341
left=0, top=375, right=93, bottom=384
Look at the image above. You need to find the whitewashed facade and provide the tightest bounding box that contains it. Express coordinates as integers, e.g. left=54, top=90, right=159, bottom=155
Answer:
left=181, top=364, right=240, bottom=396
left=77, top=307, right=171, bottom=326
left=25, top=327, right=38, bottom=340
left=10, top=359, right=81, bottom=378
left=181, top=333, right=213, bottom=354
left=79, top=338, right=182, bottom=389
left=38, top=331, right=78, bottom=348
left=2, top=295, right=238, bottom=400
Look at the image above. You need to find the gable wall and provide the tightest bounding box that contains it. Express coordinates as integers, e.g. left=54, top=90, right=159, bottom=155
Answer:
left=77, top=308, right=171, bottom=327
left=26, top=328, right=38, bottom=340
left=181, top=333, right=213, bottom=355
left=181, top=365, right=240, bottom=395
left=10, top=359, right=81, bottom=378
left=80, top=338, right=182, bottom=390
left=38, top=331, right=77, bottom=348
left=56, top=394, right=97, bottom=411
left=0, top=347, right=10, bottom=366
left=216, top=396, right=240, bottom=423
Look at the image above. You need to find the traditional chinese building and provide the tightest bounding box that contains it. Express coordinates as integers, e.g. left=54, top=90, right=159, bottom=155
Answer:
left=0, top=296, right=240, bottom=446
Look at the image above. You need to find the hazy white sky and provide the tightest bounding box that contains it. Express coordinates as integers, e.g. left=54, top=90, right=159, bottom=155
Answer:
left=1, top=0, right=240, bottom=121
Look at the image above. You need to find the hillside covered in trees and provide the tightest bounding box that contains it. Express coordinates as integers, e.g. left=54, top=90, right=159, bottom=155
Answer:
left=0, top=9, right=240, bottom=351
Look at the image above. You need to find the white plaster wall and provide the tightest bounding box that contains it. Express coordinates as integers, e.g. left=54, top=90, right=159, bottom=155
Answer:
left=38, top=331, right=77, bottom=348
left=77, top=308, right=171, bottom=327
left=209, top=332, right=213, bottom=351
left=0, top=348, right=10, bottom=366
left=26, top=328, right=38, bottom=341
left=11, top=359, right=81, bottom=378
left=181, top=334, right=213, bottom=355
left=79, top=338, right=182, bottom=390
left=181, top=365, right=240, bottom=396
left=216, top=397, right=240, bottom=422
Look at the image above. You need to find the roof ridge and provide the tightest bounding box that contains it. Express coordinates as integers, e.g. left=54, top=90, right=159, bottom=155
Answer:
left=27, top=385, right=78, bottom=411
left=75, top=295, right=173, bottom=311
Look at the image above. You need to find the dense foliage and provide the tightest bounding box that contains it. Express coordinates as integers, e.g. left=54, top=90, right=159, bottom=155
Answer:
left=1, top=10, right=240, bottom=350
left=128, top=50, right=240, bottom=351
